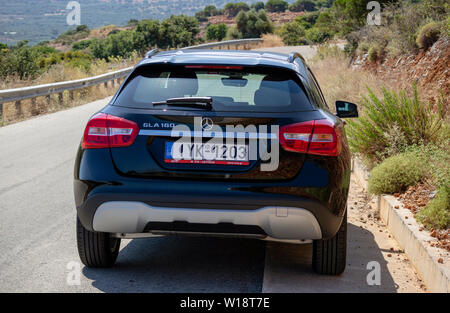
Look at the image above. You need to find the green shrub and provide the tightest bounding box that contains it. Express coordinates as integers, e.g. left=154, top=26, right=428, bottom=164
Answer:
left=405, top=142, right=450, bottom=189
left=346, top=84, right=447, bottom=164
left=72, top=39, right=93, bottom=51
left=236, top=10, right=274, bottom=38
left=367, top=45, right=380, bottom=63
left=305, top=27, right=333, bottom=43
left=206, top=23, right=228, bottom=41
left=294, top=11, right=319, bottom=29
left=0, top=41, right=56, bottom=79
left=416, top=21, right=441, bottom=49
left=417, top=185, right=450, bottom=230
left=278, top=21, right=308, bottom=45
left=226, top=27, right=242, bottom=40
left=368, top=153, right=425, bottom=195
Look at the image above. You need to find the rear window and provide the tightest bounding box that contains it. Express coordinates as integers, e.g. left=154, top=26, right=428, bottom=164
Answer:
left=113, top=65, right=314, bottom=112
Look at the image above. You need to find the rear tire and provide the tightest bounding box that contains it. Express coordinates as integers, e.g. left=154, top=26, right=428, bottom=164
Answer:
left=312, top=210, right=347, bottom=275
left=76, top=216, right=121, bottom=268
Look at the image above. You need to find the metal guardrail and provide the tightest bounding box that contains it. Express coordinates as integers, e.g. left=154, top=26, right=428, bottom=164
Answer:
left=183, top=38, right=263, bottom=50
left=0, top=38, right=263, bottom=122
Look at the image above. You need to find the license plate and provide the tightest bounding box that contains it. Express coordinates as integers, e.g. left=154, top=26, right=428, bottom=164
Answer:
left=165, top=141, right=249, bottom=165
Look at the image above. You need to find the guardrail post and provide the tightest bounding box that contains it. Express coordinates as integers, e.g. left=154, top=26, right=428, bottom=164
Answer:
left=69, top=91, right=74, bottom=101
left=46, top=95, right=51, bottom=106
left=15, top=100, right=22, bottom=117
left=31, top=97, right=39, bottom=116
left=58, top=93, right=63, bottom=106
left=111, top=79, right=115, bottom=88
left=0, top=103, right=3, bottom=123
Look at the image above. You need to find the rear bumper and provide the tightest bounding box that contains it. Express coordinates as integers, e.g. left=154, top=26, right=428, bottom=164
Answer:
left=74, top=149, right=349, bottom=239
left=92, top=201, right=322, bottom=241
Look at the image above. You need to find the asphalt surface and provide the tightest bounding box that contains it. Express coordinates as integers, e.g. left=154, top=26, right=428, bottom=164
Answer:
left=0, top=47, right=424, bottom=293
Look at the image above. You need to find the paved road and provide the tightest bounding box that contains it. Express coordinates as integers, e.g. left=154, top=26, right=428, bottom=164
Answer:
left=0, top=47, right=424, bottom=293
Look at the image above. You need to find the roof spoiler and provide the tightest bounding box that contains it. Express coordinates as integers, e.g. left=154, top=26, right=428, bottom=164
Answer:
left=288, top=52, right=305, bottom=63
left=145, top=49, right=159, bottom=58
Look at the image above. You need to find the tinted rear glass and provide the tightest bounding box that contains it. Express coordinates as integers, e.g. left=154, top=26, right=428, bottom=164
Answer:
left=113, top=65, right=314, bottom=112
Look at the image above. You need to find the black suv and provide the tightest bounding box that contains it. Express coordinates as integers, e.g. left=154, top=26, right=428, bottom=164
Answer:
left=74, top=49, right=358, bottom=275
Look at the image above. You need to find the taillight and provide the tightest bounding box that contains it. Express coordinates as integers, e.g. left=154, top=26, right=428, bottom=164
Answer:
left=82, top=113, right=139, bottom=149
left=279, top=119, right=341, bottom=156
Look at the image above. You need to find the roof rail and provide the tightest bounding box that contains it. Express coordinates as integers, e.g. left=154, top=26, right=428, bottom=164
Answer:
left=288, top=52, right=305, bottom=63
left=145, top=48, right=159, bottom=58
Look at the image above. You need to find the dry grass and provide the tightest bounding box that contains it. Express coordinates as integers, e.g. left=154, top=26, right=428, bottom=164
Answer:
left=309, top=49, right=401, bottom=110
left=253, top=34, right=284, bottom=48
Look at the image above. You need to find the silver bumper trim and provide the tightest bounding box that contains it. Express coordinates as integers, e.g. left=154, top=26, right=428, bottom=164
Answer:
left=93, top=202, right=322, bottom=241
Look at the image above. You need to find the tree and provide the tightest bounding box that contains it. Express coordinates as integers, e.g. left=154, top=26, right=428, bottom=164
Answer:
left=251, top=2, right=265, bottom=11
left=236, top=10, right=274, bottom=38
left=265, top=0, right=288, bottom=13
left=133, top=19, right=161, bottom=52
left=203, top=5, right=220, bottom=16
left=289, top=0, right=316, bottom=12
left=294, top=11, right=320, bottom=29
left=195, top=5, right=221, bottom=21
left=158, top=15, right=200, bottom=49
left=331, top=0, right=399, bottom=34
left=224, top=2, right=250, bottom=17
left=206, top=23, right=228, bottom=41
left=127, top=19, right=139, bottom=27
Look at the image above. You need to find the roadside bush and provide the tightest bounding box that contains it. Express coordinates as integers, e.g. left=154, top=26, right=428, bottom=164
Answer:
left=278, top=21, right=308, bottom=45
left=367, top=45, right=380, bottom=63
left=417, top=185, right=450, bottom=230
left=206, top=23, right=228, bottom=41
left=226, top=27, right=242, bottom=40
left=236, top=10, right=274, bottom=38
left=405, top=142, right=450, bottom=192
left=416, top=21, right=442, bottom=49
left=346, top=84, right=447, bottom=164
left=0, top=41, right=58, bottom=79
left=368, top=153, right=425, bottom=195
left=294, top=11, right=319, bottom=29
left=305, top=27, right=333, bottom=43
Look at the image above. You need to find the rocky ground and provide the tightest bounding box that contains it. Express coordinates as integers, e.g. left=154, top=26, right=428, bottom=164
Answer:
left=355, top=36, right=450, bottom=103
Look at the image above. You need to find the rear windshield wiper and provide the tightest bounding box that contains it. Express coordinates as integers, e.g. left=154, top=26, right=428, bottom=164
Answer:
left=152, top=97, right=212, bottom=110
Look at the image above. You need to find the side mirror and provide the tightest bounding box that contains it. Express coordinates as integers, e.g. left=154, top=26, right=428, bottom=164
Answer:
left=335, top=101, right=358, bottom=118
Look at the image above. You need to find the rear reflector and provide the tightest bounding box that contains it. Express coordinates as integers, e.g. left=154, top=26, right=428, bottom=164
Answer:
left=82, top=113, right=139, bottom=149
left=279, top=119, right=341, bottom=156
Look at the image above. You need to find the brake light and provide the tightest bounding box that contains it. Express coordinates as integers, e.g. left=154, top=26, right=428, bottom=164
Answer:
left=185, top=65, right=243, bottom=70
left=82, top=113, right=139, bottom=149
left=279, top=119, right=341, bottom=156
